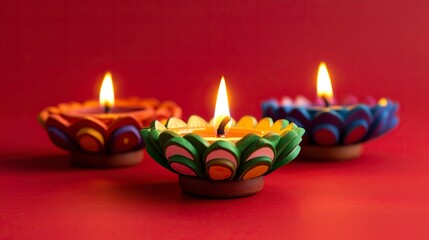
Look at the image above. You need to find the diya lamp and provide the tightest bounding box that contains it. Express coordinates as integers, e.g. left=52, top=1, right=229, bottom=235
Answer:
left=38, top=72, right=182, bottom=167
left=262, top=62, right=399, bottom=160
left=141, top=77, right=305, bottom=198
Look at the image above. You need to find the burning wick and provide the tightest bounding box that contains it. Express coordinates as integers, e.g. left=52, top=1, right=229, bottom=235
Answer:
left=322, top=96, right=331, bottom=107
left=217, top=116, right=231, bottom=137
left=104, top=105, right=111, bottom=114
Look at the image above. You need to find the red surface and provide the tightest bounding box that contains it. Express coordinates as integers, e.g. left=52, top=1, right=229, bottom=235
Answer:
left=1, top=0, right=429, bottom=239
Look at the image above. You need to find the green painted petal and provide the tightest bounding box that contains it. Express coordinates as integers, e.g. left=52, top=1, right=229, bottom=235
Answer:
left=270, top=145, right=301, bottom=172
left=164, top=137, right=199, bottom=162
left=168, top=155, right=205, bottom=178
left=203, top=140, right=240, bottom=170
left=276, top=130, right=298, bottom=154
left=274, top=136, right=302, bottom=166
left=205, top=159, right=236, bottom=181
left=184, top=133, right=209, bottom=153
left=141, top=129, right=172, bottom=171
left=263, top=132, right=280, bottom=147
left=295, top=127, right=305, bottom=137
left=236, top=156, right=272, bottom=180
left=241, top=138, right=276, bottom=162
left=235, top=133, right=260, bottom=153
left=158, top=130, right=182, bottom=150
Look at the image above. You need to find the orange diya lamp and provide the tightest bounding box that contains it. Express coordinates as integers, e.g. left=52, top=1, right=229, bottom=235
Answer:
left=141, top=77, right=305, bottom=198
left=38, top=72, right=182, bottom=168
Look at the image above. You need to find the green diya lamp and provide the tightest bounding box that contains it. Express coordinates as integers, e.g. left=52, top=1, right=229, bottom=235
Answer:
left=141, top=77, right=304, bottom=198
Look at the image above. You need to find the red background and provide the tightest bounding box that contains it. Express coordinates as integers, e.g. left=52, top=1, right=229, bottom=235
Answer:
left=1, top=0, right=429, bottom=239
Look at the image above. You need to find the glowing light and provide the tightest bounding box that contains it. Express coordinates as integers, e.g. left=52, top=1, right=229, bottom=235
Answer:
left=317, top=62, right=334, bottom=101
left=99, top=72, right=115, bottom=111
left=213, top=76, right=232, bottom=137
left=379, top=98, right=388, bottom=107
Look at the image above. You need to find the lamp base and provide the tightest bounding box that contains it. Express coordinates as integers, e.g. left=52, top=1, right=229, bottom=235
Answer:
left=70, top=149, right=144, bottom=168
left=299, top=144, right=362, bottom=161
left=178, top=175, right=264, bottom=198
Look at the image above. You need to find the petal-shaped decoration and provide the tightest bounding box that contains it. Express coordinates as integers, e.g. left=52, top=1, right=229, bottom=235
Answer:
left=45, top=114, right=71, bottom=133
left=380, top=104, right=399, bottom=135
left=295, top=95, right=311, bottom=106
left=70, top=117, right=107, bottom=138
left=263, top=132, right=280, bottom=147
left=236, top=116, right=257, bottom=128
left=274, top=134, right=302, bottom=169
left=236, top=134, right=260, bottom=153
left=342, top=120, right=368, bottom=145
left=237, top=157, right=272, bottom=180
left=109, top=125, right=142, bottom=153
left=255, top=117, right=274, bottom=130
left=158, top=130, right=182, bottom=150
left=183, top=133, right=209, bottom=162
left=312, top=123, right=339, bottom=146
left=279, top=122, right=298, bottom=135
left=169, top=156, right=200, bottom=177
left=385, top=116, right=399, bottom=134
left=262, top=96, right=398, bottom=146
left=312, top=111, right=344, bottom=129
left=150, top=120, right=167, bottom=131
left=142, top=116, right=304, bottom=182
left=164, top=137, right=198, bottom=161
left=241, top=138, right=275, bottom=163
left=187, top=115, right=209, bottom=128
left=166, top=117, right=187, bottom=129
left=237, top=138, right=275, bottom=180
left=39, top=98, right=182, bottom=156
left=345, top=105, right=372, bottom=126
left=261, top=99, right=279, bottom=113
left=47, top=127, right=77, bottom=151
left=367, top=110, right=389, bottom=139
left=44, top=114, right=76, bottom=150
left=271, top=145, right=301, bottom=172
left=76, top=127, right=105, bottom=153
left=107, top=116, right=143, bottom=136
left=203, top=141, right=240, bottom=181
left=271, top=119, right=290, bottom=132
left=205, top=159, right=236, bottom=181
left=288, top=107, right=311, bottom=128
left=276, top=106, right=290, bottom=120
left=165, top=137, right=204, bottom=178
left=276, top=130, right=298, bottom=157
left=141, top=129, right=171, bottom=170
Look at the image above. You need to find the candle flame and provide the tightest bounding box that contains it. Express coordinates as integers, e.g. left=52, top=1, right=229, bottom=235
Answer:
left=317, top=62, right=334, bottom=101
left=214, top=76, right=232, bottom=137
left=379, top=98, right=388, bottom=107
left=99, top=72, right=115, bottom=111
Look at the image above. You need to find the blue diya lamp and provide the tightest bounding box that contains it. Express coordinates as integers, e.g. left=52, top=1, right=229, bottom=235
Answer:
left=141, top=77, right=305, bottom=198
left=261, top=62, right=399, bottom=160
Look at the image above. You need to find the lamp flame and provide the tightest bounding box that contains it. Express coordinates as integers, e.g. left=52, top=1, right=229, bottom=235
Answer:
left=99, top=72, right=115, bottom=113
left=317, top=62, right=334, bottom=104
left=214, top=76, right=232, bottom=137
